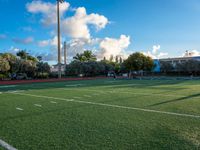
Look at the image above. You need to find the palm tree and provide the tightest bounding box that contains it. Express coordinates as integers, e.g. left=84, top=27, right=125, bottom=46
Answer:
left=73, top=53, right=84, bottom=62
left=83, top=50, right=97, bottom=61
left=73, top=51, right=97, bottom=62
left=37, top=56, right=43, bottom=62
left=17, top=50, right=28, bottom=60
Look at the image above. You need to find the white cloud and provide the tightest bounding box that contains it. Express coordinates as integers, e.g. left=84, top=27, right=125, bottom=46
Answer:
left=38, top=36, right=63, bottom=47
left=158, top=52, right=168, bottom=58
left=27, top=1, right=108, bottom=39
left=143, top=45, right=168, bottom=59
left=26, top=0, right=70, bottom=26
left=183, top=50, right=200, bottom=57
left=152, top=45, right=160, bottom=54
left=61, top=7, right=108, bottom=39
left=12, top=37, right=34, bottom=44
left=98, top=35, right=130, bottom=59
left=38, top=40, right=50, bottom=47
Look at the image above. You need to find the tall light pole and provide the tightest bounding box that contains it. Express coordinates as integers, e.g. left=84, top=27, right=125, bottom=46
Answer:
left=57, top=0, right=64, bottom=79
left=64, top=41, right=67, bottom=66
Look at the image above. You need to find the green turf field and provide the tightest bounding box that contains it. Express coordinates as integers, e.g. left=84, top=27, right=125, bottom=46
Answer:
left=0, top=79, right=200, bottom=150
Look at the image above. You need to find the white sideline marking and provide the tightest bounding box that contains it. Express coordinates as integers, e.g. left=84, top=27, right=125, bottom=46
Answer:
left=84, top=95, right=92, bottom=98
left=16, top=107, right=23, bottom=111
left=0, top=85, right=17, bottom=88
left=50, top=101, right=57, bottom=104
left=7, top=90, right=24, bottom=93
left=34, top=104, right=42, bottom=107
left=0, top=139, right=17, bottom=150
left=11, top=92, right=200, bottom=119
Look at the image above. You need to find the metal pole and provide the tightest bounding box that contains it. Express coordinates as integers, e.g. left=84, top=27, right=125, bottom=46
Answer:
left=64, top=41, right=67, bottom=66
left=57, top=0, right=61, bottom=79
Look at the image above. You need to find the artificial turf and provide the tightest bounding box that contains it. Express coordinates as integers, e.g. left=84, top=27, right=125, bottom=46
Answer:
left=0, top=79, right=200, bottom=150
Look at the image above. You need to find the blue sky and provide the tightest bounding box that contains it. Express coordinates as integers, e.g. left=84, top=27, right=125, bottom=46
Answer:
left=1, top=0, right=200, bottom=62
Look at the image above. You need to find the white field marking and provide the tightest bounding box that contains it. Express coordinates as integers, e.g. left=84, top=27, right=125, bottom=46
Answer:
left=0, top=139, right=17, bottom=150
left=92, top=93, right=100, bottom=96
left=16, top=107, right=23, bottom=111
left=50, top=101, right=57, bottom=104
left=11, top=92, right=200, bottom=119
left=0, top=92, right=2, bottom=94
left=73, top=97, right=81, bottom=99
left=84, top=95, right=92, bottom=98
left=0, top=85, right=17, bottom=88
left=6, top=90, right=24, bottom=93
left=34, top=104, right=42, bottom=107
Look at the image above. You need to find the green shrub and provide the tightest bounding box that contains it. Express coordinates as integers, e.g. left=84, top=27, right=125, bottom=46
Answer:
left=36, top=72, right=49, bottom=79
left=0, top=74, right=7, bottom=80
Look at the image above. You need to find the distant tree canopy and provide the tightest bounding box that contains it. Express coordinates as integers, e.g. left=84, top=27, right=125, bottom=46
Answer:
left=124, top=52, right=154, bottom=72
left=73, top=50, right=97, bottom=62
left=66, top=50, right=126, bottom=77
left=0, top=51, right=50, bottom=80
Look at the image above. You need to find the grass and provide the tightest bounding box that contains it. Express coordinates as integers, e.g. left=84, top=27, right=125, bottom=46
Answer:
left=0, top=78, right=200, bottom=149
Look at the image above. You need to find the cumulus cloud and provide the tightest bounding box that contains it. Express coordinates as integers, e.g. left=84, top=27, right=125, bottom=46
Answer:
left=61, top=7, right=108, bottom=39
left=27, top=1, right=108, bottom=39
left=183, top=50, right=200, bottom=57
left=143, top=45, right=168, bottom=59
left=12, top=37, right=34, bottom=44
left=26, top=0, right=70, bottom=26
left=38, top=40, right=50, bottom=47
left=26, top=1, right=130, bottom=62
left=152, top=45, right=160, bottom=54
left=98, top=35, right=130, bottom=59
left=38, top=36, right=62, bottom=47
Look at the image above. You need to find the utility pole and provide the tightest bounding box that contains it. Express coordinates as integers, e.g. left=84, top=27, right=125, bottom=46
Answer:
left=64, top=41, right=67, bottom=65
left=57, top=0, right=64, bottom=79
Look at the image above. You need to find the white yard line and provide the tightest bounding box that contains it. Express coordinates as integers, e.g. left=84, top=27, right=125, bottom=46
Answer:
left=34, top=104, right=42, bottom=107
left=84, top=95, right=92, bottom=98
left=0, top=139, right=17, bottom=150
left=11, top=92, right=200, bottom=119
left=50, top=101, right=57, bottom=104
left=16, top=107, right=23, bottom=111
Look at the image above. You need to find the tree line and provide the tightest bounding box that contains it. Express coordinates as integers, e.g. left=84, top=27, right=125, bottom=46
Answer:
left=0, top=50, right=50, bottom=80
left=0, top=50, right=155, bottom=79
left=65, top=51, right=155, bottom=77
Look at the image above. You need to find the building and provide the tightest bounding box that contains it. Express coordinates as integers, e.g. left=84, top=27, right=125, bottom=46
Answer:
left=154, top=56, right=200, bottom=72
left=50, top=64, right=66, bottom=74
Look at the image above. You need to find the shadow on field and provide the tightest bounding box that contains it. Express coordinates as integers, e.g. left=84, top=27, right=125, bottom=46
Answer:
left=146, top=125, right=197, bottom=149
left=149, top=93, right=200, bottom=107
